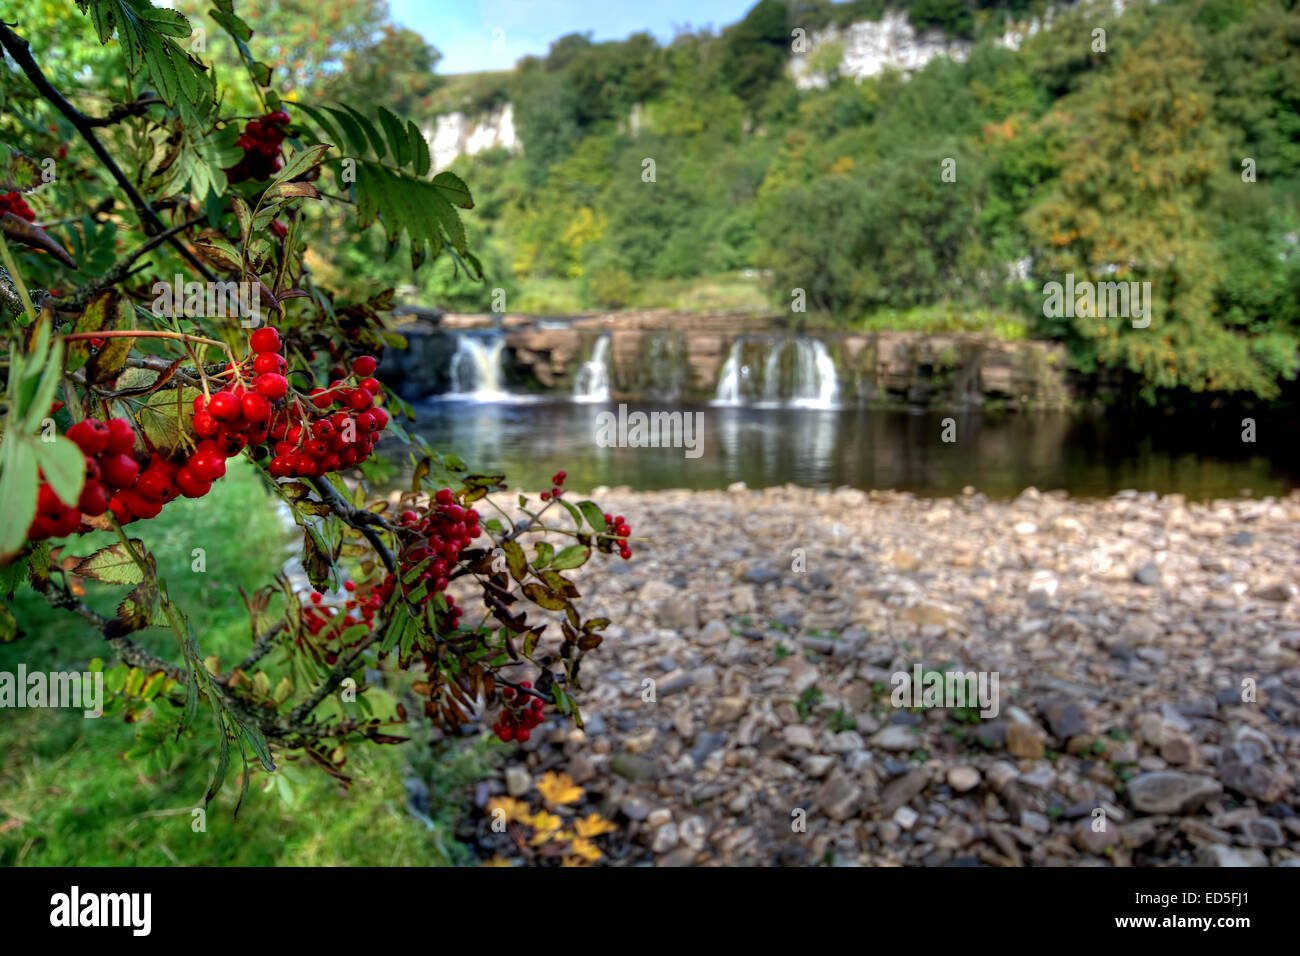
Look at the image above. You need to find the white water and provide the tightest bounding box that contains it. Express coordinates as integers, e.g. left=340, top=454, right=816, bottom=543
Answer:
left=712, top=337, right=839, bottom=409
left=446, top=334, right=509, bottom=400
left=712, top=338, right=749, bottom=406
left=573, top=335, right=611, bottom=403
left=789, top=338, right=840, bottom=409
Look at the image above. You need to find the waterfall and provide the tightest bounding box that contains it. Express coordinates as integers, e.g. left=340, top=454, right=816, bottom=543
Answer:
left=789, top=338, right=840, bottom=409
left=760, top=340, right=786, bottom=406
left=713, top=336, right=839, bottom=408
left=573, top=335, right=611, bottom=402
left=713, top=338, right=749, bottom=406
left=447, top=333, right=507, bottom=399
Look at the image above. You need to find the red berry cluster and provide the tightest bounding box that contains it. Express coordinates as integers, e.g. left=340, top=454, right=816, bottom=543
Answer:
left=226, top=110, right=291, bottom=183
left=539, top=470, right=566, bottom=502
left=299, top=582, right=383, bottom=665
left=379, top=489, right=481, bottom=623
left=193, top=328, right=388, bottom=479
left=0, top=191, right=35, bottom=222
left=604, top=512, right=633, bottom=560
left=493, top=681, right=544, bottom=743
left=27, top=418, right=134, bottom=539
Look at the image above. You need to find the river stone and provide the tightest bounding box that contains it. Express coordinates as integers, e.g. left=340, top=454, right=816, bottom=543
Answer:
left=1127, top=772, right=1222, bottom=814
left=880, top=768, right=928, bottom=815
left=817, top=775, right=862, bottom=821
left=1007, top=722, right=1045, bottom=759
left=697, top=619, right=730, bottom=646
left=610, top=753, right=656, bottom=781
left=947, top=766, right=981, bottom=792
left=1253, top=582, right=1296, bottom=602
left=504, top=766, right=531, bottom=797
left=1073, top=819, right=1119, bottom=855
left=1133, top=561, right=1162, bottom=586
left=1197, top=845, right=1268, bottom=867
left=740, top=566, right=781, bottom=586
left=871, top=725, right=920, bottom=751
left=1040, top=698, right=1088, bottom=739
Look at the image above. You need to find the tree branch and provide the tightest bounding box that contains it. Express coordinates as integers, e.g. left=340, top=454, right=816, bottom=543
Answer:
left=0, top=24, right=216, bottom=282
left=61, top=215, right=208, bottom=312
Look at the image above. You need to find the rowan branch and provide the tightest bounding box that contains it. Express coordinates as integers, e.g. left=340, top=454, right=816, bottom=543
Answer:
left=0, top=24, right=216, bottom=282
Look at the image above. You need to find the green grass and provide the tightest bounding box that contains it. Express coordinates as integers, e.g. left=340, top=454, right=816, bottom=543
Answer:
left=0, top=459, right=486, bottom=865
left=846, top=304, right=1029, bottom=340
left=513, top=271, right=771, bottom=315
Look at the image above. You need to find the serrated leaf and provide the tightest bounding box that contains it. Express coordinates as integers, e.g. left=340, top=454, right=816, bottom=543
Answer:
left=273, top=144, right=331, bottom=186
left=74, top=541, right=147, bottom=586
left=377, top=107, right=410, bottom=168
left=407, top=120, right=430, bottom=177
left=432, top=170, right=473, bottom=208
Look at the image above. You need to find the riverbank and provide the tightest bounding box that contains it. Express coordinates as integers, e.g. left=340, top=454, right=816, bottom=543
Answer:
left=458, top=484, right=1300, bottom=866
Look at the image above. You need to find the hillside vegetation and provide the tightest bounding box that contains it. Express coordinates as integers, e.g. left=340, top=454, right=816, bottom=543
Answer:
left=330, top=0, right=1300, bottom=403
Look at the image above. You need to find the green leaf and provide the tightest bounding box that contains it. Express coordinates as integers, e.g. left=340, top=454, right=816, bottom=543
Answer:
left=432, top=170, right=474, bottom=208
left=0, top=603, right=19, bottom=644
left=522, top=582, right=569, bottom=612
left=576, top=500, right=606, bottom=532
left=273, top=144, right=331, bottom=186
left=73, top=541, right=147, bottom=586
left=555, top=497, right=583, bottom=530
left=549, top=545, right=590, bottom=571
left=240, top=721, right=276, bottom=772
left=0, top=437, right=39, bottom=563
left=533, top=541, right=554, bottom=569
left=502, top=540, right=526, bottom=583
left=338, top=104, right=387, bottom=161
left=407, top=120, right=431, bottom=177
left=377, top=107, right=410, bottom=169
left=33, top=436, right=86, bottom=509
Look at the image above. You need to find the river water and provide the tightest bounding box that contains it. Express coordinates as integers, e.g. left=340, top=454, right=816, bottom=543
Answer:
left=400, top=398, right=1298, bottom=500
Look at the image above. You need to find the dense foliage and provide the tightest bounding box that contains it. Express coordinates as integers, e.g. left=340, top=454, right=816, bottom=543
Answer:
left=0, top=0, right=629, bottom=817
left=419, top=0, right=1300, bottom=402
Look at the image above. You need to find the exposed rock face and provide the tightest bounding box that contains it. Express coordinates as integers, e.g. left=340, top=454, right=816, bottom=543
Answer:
left=430, top=103, right=518, bottom=171
left=790, top=10, right=975, bottom=89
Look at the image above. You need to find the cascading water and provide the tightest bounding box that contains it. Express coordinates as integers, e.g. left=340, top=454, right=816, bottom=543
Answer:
left=573, top=335, right=611, bottom=402
left=447, top=333, right=508, bottom=399
left=713, top=336, right=839, bottom=408
left=712, top=338, right=750, bottom=406
left=789, top=338, right=839, bottom=408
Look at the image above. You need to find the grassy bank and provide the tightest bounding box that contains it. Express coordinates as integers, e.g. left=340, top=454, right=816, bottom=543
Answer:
left=0, top=459, right=486, bottom=866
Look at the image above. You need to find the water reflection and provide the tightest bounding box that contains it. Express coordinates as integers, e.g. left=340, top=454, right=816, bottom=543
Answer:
left=392, top=398, right=1297, bottom=500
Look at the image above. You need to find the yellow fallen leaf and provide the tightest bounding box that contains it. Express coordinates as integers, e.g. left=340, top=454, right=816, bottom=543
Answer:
left=481, top=855, right=514, bottom=867
left=575, top=813, right=617, bottom=838
left=528, top=811, right=563, bottom=844
left=570, top=836, right=603, bottom=862
left=537, top=771, right=584, bottom=807
left=487, top=796, right=529, bottom=823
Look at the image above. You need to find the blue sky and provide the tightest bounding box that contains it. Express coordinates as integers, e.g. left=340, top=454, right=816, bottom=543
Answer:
left=388, top=0, right=757, bottom=74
